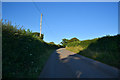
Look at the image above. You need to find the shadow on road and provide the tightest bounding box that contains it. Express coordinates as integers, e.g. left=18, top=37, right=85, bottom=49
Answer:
left=40, top=48, right=119, bottom=78
left=56, top=48, right=119, bottom=78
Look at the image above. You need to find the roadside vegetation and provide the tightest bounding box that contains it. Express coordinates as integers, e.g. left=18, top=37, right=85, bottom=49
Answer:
left=2, top=20, right=62, bottom=78
left=61, top=35, right=120, bottom=69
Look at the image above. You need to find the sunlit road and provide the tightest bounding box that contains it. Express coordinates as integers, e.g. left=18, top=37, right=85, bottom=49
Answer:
left=39, top=48, right=119, bottom=78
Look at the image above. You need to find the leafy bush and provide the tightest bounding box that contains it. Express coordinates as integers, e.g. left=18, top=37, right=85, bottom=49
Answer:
left=66, top=35, right=120, bottom=69
left=60, top=37, right=80, bottom=47
left=67, top=41, right=81, bottom=47
left=2, top=20, right=60, bottom=78
left=67, top=38, right=97, bottom=49
left=32, top=32, right=44, bottom=40
left=79, top=35, right=120, bottom=68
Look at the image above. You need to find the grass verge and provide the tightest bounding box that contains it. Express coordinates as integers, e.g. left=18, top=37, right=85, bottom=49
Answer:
left=66, top=35, right=120, bottom=69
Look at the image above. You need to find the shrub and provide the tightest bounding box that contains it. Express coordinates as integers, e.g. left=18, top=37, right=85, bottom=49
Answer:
left=2, top=20, right=60, bottom=78
left=66, top=35, right=120, bottom=69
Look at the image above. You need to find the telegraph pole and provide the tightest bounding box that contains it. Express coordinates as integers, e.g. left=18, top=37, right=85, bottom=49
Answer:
left=40, top=13, right=42, bottom=37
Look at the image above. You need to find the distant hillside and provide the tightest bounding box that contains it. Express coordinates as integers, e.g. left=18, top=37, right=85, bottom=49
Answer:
left=2, top=21, right=62, bottom=78
left=66, top=35, right=120, bottom=69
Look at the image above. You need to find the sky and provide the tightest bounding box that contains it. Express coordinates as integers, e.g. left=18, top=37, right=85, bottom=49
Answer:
left=2, top=2, right=118, bottom=44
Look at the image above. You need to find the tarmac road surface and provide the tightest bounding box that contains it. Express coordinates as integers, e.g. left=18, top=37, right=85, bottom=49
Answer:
left=39, top=48, right=119, bottom=78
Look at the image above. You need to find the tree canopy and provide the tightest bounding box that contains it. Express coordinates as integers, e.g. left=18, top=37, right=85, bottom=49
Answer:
left=32, top=32, right=44, bottom=40
left=61, top=37, right=80, bottom=47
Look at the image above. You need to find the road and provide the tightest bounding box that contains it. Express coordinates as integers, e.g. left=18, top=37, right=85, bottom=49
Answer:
left=39, top=48, right=119, bottom=78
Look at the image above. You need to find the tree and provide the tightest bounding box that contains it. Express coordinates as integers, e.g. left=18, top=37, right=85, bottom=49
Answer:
left=57, top=44, right=63, bottom=48
left=22, top=29, right=26, bottom=34
left=60, top=37, right=80, bottom=47
left=32, top=32, right=39, bottom=36
left=27, top=29, right=30, bottom=33
left=49, top=42, right=55, bottom=45
left=40, top=34, right=44, bottom=40
left=61, top=38, right=69, bottom=47
left=32, top=32, right=44, bottom=40
left=68, top=37, right=79, bottom=43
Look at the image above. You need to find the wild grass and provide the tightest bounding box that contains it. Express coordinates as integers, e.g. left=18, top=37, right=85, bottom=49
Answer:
left=66, top=46, right=83, bottom=53
left=66, top=35, right=120, bottom=69
left=2, top=20, right=61, bottom=78
left=66, top=38, right=97, bottom=53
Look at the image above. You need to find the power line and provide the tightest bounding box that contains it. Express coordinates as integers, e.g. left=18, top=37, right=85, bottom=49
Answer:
left=32, top=1, right=54, bottom=34
left=32, top=0, right=41, bottom=13
left=32, top=1, right=49, bottom=30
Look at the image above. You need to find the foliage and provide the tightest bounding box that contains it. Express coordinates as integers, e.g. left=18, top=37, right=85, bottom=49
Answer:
left=49, top=42, right=55, bottom=45
left=60, top=38, right=69, bottom=47
left=67, top=41, right=81, bottom=47
left=66, top=35, right=120, bottom=69
left=57, top=44, right=63, bottom=48
left=79, top=35, right=120, bottom=68
left=2, top=20, right=61, bottom=78
left=32, top=32, right=44, bottom=40
left=60, top=37, right=80, bottom=47
left=68, top=37, right=80, bottom=43
left=67, top=38, right=97, bottom=48
left=66, top=46, right=83, bottom=53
